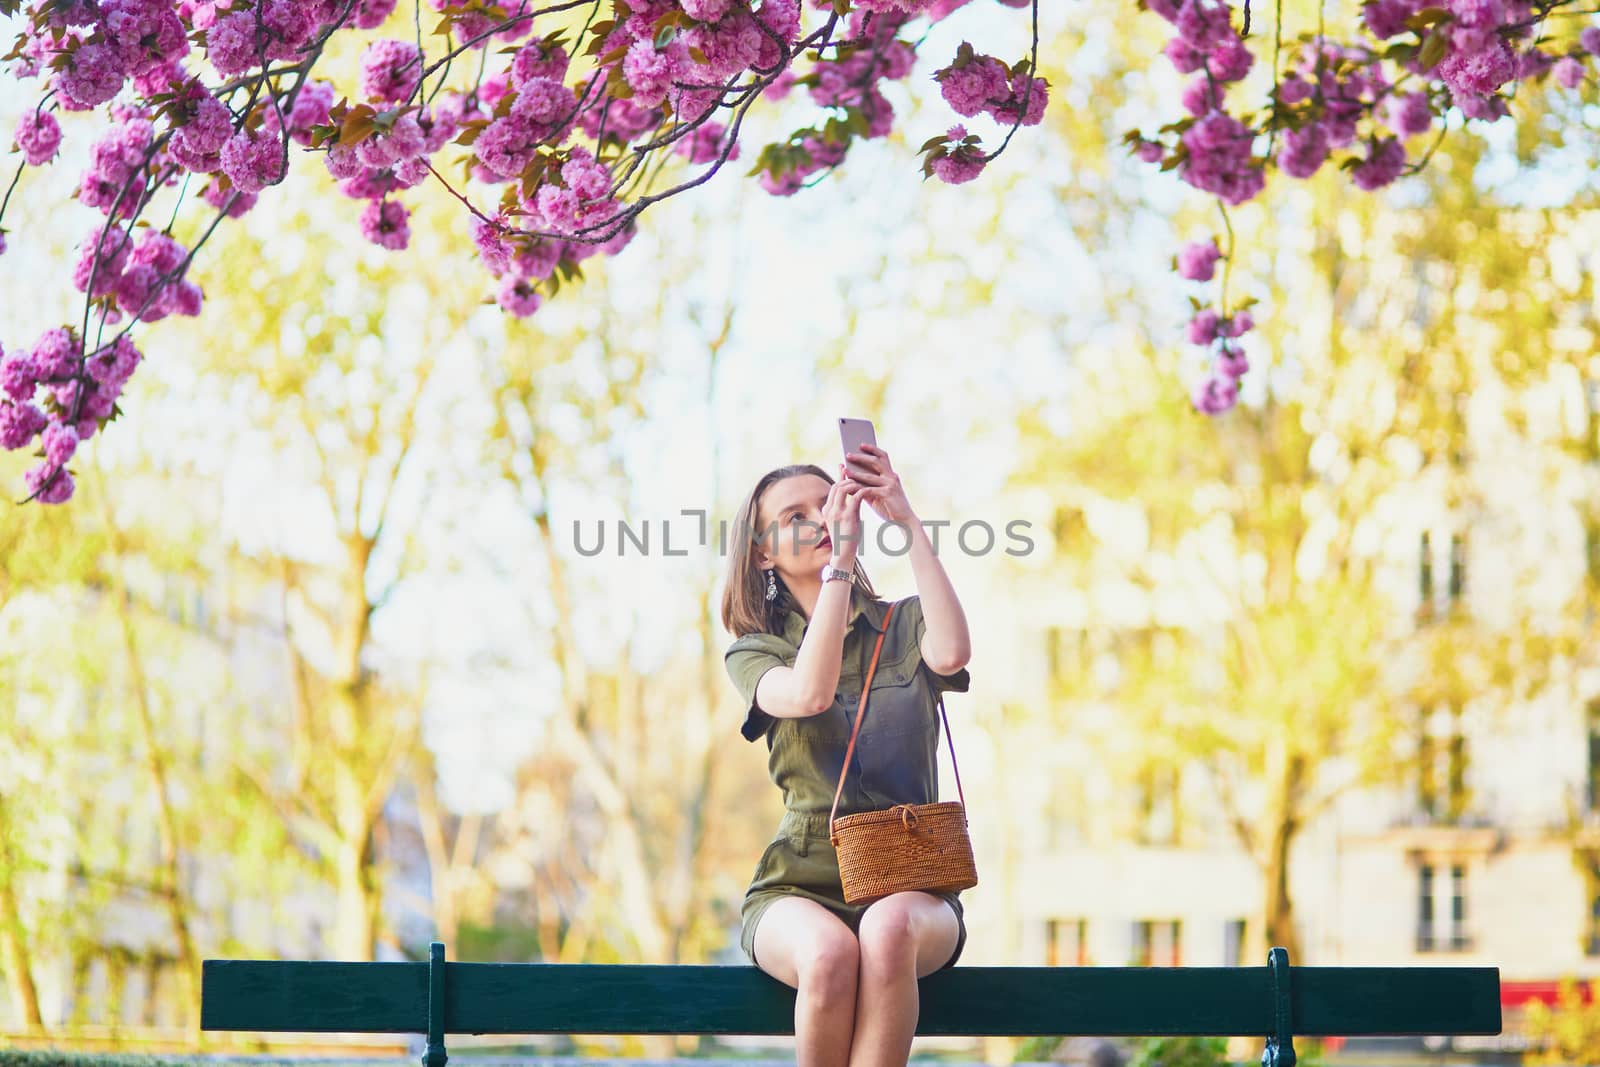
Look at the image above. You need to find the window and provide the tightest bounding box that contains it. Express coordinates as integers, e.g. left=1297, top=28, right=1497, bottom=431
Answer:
left=1418, top=530, right=1434, bottom=621
left=1447, top=533, right=1466, bottom=609
left=1418, top=703, right=1468, bottom=822
left=1417, top=864, right=1435, bottom=952
left=1223, top=919, right=1247, bottom=967
left=1046, top=919, right=1088, bottom=967
left=1586, top=855, right=1600, bottom=957
left=1450, top=865, right=1470, bottom=951
left=1418, top=861, right=1472, bottom=953
left=1588, top=700, right=1600, bottom=813
left=1132, top=920, right=1181, bottom=967
left=1135, top=762, right=1181, bottom=846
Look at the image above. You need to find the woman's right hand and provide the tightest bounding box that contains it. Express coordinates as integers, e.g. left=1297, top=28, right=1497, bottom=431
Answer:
left=824, top=467, right=865, bottom=569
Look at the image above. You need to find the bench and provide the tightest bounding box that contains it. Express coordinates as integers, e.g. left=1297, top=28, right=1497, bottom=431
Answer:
left=201, top=942, right=1501, bottom=1067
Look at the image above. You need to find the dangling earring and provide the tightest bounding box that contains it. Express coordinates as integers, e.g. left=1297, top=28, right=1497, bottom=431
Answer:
left=765, top=568, right=777, bottom=601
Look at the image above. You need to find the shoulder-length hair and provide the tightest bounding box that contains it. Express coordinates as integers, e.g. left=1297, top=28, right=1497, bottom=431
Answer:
left=720, top=463, right=876, bottom=638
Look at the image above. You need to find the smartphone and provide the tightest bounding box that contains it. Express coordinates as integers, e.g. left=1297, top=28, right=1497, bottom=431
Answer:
left=838, top=417, right=876, bottom=479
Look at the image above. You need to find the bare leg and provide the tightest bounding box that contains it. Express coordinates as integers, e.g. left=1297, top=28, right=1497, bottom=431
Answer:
left=847, top=892, right=960, bottom=1067
left=750, top=896, right=861, bottom=1067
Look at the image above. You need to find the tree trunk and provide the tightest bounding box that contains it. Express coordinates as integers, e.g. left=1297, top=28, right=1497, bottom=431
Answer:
left=1261, top=750, right=1306, bottom=965
left=0, top=796, right=44, bottom=1031
left=101, top=509, right=203, bottom=1041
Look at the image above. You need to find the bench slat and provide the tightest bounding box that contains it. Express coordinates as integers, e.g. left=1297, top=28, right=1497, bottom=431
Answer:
left=201, top=960, right=1501, bottom=1038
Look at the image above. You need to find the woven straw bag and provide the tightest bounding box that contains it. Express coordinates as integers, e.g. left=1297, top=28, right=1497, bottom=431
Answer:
left=827, top=598, right=979, bottom=905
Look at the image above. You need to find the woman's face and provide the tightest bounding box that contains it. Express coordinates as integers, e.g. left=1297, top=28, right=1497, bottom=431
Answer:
left=754, top=473, right=834, bottom=578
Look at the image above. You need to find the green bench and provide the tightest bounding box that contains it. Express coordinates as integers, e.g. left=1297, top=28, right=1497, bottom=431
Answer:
left=201, top=942, right=1501, bottom=1067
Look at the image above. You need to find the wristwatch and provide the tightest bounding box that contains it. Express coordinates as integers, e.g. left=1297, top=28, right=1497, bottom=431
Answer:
left=821, top=564, right=857, bottom=585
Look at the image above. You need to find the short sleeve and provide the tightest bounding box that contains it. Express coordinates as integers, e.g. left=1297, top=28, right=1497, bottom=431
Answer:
left=901, top=595, right=971, bottom=694
left=725, top=632, right=796, bottom=742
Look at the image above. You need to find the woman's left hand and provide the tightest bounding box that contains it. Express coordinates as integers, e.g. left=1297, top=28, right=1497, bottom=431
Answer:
left=845, top=444, right=916, bottom=525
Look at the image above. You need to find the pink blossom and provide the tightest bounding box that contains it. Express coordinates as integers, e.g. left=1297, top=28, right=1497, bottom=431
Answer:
left=1135, top=140, right=1165, bottom=163
left=353, top=0, right=398, bottom=29
left=1177, top=239, right=1221, bottom=281
left=1278, top=121, right=1329, bottom=178
left=476, top=115, right=542, bottom=179
left=1175, top=0, right=1233, bottom=47
left=1278, top=75, right=1312, bottom=104
left=205, top=12, right=263, bottom=76
left=131, top=231, right=188, bottom=274
left=561, top=147, right=611, bottom=199
left=1362, top=0, right=1417, bottom=39
left=1553, top=56, right=1585, bottom=89
left=1186, top=309, right=1221, bottom=345
left=1182, top=75, right=1223, bottom=116
left=1163, top=37, right=1206, bottom=75
left=1206, top=38, right=1252, bottom=82
left=470, top=215, right=515, bottom=274
left=675, top=120, right=738, bottom=163
left=0, top=350, right=38, bottom=401
left=1216, top=345, right=1249, bottom=379
left=356, top=111, right=426, bottom=167
left=511, top=39, right=570, bottom=86
left=1383, top=90, right=1434, bottom=137
left=497, top=276, right=544, bottom=316
left=359, top=198, right=411, bottom=250
left=32, top=327, right=80, bottom=381
left=360, top=39, right=424, bottom=104
left=72, top=227, right=134, bottom=296
left=0, top=401, right=48, bottom=451
left=219, top=127, right=285, bottom=193
left=42, top=422, right=79, bottom=466
left=988, top=70, right=1048, bottom=126
left=1447, top=0, right=1505, bottom=28
left=24, top=462, right=75, bottom=504
left=169, top=91, right=233, bottom=164
left=58, top=42, right=127, bottom=108
left=930, top=151, right=985, bottom=184
left=763, top=68, right=798, bottom=100
left=419, top=98, right=464, bottom=151
left=1221, top=311, right=1254, bottom=337
left=681, top=0, right=731, bottom=20
left=1350, top=136, right=1406, bottom=190
left=1191, top=373, right=1238, bottom=415
left=683, top=12, right=764, bottom=79
left=1436, top=39, right=1516, bottom=96
left=115, top=263, right=168, bottom=319
left=15, top=109, right=63, bottom=165
left=622, top=37, right=692, bottom=107
left=1582, top=27, right=1600, bottom=56
left=86, top=335, right=142, bottom=389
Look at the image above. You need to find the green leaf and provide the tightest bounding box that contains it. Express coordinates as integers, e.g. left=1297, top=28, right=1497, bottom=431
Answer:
left=1405, top=5, right=1451, bottom=30
left=918, top=134, right=948, bottom=152
left=654, top=22, right=677, bottom=48
left=1418, top=27, right=1447, bottom=71
left=830, top=0, right=849, bottom=15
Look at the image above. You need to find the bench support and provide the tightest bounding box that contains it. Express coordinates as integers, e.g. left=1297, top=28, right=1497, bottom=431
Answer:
left=425, top=941, right=447, bottom=1067
left=1262, top=946, right=1296, bottom=1067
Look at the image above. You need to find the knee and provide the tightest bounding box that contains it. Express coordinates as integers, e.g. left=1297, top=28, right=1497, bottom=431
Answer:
left=795, top=933, right=859, bottom=1003
left=857, top=903, right=918, bottom=970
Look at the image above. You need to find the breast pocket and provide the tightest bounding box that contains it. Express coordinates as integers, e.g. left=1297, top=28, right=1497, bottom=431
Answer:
left=858, top=655, right=927, bottom=740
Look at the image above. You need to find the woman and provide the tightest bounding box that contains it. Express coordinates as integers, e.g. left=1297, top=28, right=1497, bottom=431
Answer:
left=719, top=442, right=974, bottom=1067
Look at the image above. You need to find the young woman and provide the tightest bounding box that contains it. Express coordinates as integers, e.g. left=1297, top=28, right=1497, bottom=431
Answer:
left=719, top=442, right=974, bottom=1067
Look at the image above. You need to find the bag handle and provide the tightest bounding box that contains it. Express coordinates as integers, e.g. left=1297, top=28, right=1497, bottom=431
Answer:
left=828, top=598, right=967, bottom=843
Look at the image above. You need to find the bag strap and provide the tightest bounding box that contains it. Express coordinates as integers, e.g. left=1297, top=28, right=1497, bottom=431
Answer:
left=827, top=598, right=968, bottom=841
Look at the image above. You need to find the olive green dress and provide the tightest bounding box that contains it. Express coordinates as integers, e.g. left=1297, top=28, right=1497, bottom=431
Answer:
left=724, top=589, right=972, bottom=970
